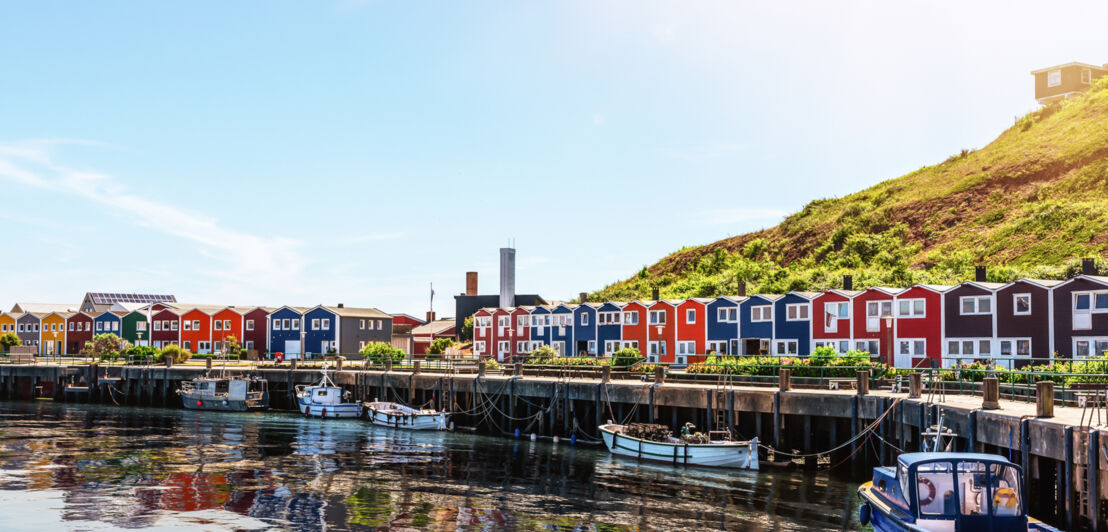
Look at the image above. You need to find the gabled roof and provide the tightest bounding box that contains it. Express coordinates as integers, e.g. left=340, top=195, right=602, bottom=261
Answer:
left=412, top=319, right=456, bottom=336
left=913, top=284, right=955, bottom=293
left=269, top=305, right=311, bottom=315
left=10, top=303, right=79, bottom=314
left=714, top=296, right=747, bottom=305
left=390, top=313, right=425, bottom=324
left=788, top=291, right=821, bottom=300
left=957, top=281, right=1006, bottom=291
left=43, top=311, right=75, bottom=320
left=749, top=294, right=784, bottom=302
left=1002, top=278, right=1065, bottom=290
left=324, top=306, right=391, bottom=319
left=1031, top=62, right=1108, bottom=75
left=865, top=287, right=905, bottom=296
left=820, top=289, right=862, bottom=298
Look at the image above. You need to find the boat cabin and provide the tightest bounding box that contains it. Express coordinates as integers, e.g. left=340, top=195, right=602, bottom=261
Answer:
left=872, top=453, right=1026, bottom=530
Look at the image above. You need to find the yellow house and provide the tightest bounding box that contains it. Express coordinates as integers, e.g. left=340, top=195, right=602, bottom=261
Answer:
left=40, top=312, right=70, bottom=355
left=0, top=312, right=15, bottom=337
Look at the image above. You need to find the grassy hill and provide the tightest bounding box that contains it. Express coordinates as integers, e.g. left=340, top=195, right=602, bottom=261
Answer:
left=590, top=78, right=1108, bottom=302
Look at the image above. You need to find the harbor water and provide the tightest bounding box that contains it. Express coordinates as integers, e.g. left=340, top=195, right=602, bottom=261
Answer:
left=0, top=401, right=863, bottom=531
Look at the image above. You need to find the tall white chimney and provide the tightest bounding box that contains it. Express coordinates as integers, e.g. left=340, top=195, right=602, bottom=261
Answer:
left=500, top=247, right=516, bottom=308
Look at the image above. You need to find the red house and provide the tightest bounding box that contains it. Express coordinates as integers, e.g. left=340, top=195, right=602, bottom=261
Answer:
left=891, top=284, right=952, bottom=368
left=472, top=308, right=494, bottom=358
left=180, top=307, right=214, bottom=354
left=812, top=290, right=860, bottom=353
left=621, top=301, right=648, bottom=359
left=412, top=318, right=457, bottom=355
left=510, top=307, right=532, bottom=359
left=212, top=307, right=244, bottom=354
left=391, top=314, right=425, bottom=329
left=66, top=312, right=94, bottom=354
left=492, top=308, right=515, bottom=361
left=151, top=308, right=181, bottom=348
left=242, top=307, right=271, bottom=355
left=852, top=287, right=903, bottom=360
left=646, top=300, right=677, bottom=363
left=676, top=298, right=709, bottom=362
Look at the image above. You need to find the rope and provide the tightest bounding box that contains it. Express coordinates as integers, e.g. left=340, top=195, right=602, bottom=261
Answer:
left=760, top=397, right=903, bottom=459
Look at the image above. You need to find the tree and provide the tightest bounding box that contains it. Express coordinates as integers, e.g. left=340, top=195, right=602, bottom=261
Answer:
left=223, top=335, right=242, bottom=356
left=360, top=341, right=405, bottom=365
left=428, top=337, right=455, bottom=357
left=461, top=317, right=474, bottom=341
left=0, top=332, right=19, bottom=352
left=81, top=333, right=130, bottom=359
left=159, top=344, right=192, bottom=364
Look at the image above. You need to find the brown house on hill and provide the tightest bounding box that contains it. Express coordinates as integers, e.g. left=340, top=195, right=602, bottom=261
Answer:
left=1032, top=62, right=1108, bottom=105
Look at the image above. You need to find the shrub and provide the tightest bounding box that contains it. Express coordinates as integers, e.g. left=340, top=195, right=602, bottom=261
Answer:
left=82, top=334, right=130, bottom=358
left=484, top=358, right=500, bottom=371
left=360, top=341, right=405, bottom=365
left=611, top=347, right=644, bottom=368
left=159, top=344, right=192, bottom=365
left=428, top=337, right=455, bottom=355
left=0, top=332, right=19, bottom=352
left=526, top=345, right=560, bottom=362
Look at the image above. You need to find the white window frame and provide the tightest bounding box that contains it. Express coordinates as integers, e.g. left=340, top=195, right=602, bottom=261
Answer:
left=214, top=320, right=222, bottom=331
left=312, top=318, right=320, bottom=330
left=497, top=340, right=509, bottom=356
left=685, top=309, right=695, bottom=324
left=677, top=340, right=695, bottom=355
left=580, top=313, right=589, bottom=326
left=282, top=318, right=291, bottom=330
left=897, top=338, right=926, bottom=356
left=1047, top=69, right=1061, bottom=87
left=170, top=321, right=178, bottom=331
left=516, top=341, right=527, bottom=353
left=1082, top=68, right=1092, bottom=84
left=183, top=320, right=192, bottom=331
left=360, top=319, right=365, bottom=330
left=474, top=341, right=485, bottom=355
left=1012, top=293, right=1032, bottom=316
left=272, top=319, right=282, bottom=331
left=959, top=295, right=992, bottom=316
left=587, top=340, right=597, bottom=354
left=998, top=338, right=1031, bottom=358
left=898, top=298, right=926, bottom=318
left=246, top=319, right=254, bottom=331
left=786, top=303, right=809, bottom=321
left=321, top=318, right=329, bottom=330
left=774, top=340, right=798, bottom=356
left=751, top=305, right=772, bottom=322
left=622, top=311, right=639, bottom=325
left=1074, top=337, right=1108, bottom=359
left=647, top=340, right=666, bottom=356
left=648, top=310, right=666, bottom=325
left=707, top=340, right=727, bottom=355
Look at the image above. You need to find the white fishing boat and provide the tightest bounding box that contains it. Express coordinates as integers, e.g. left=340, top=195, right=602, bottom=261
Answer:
left=362, top=401, right=449, bottom=431
left=295, top=368, right=360, bottom=418
left=178, top=375, right=269, bottom=412
left=599, top=423, right=759, bottom=470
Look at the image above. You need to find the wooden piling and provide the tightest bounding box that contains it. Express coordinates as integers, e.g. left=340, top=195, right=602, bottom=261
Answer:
left=982, top=377, right=1000, bottom=409
left=778, top=368, right=791, bottom=392
left=1037, top=381, right=1055, bottom=417
left=908, top=372, right=921, bottom=398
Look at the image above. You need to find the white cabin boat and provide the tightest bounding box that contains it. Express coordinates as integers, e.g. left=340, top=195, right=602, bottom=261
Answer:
left=295, top=368, right=360, bottom=418
left=363, top=401, right=449, bottom=431
left=599, top=424, right=759, bottom=470
left=178, top=376, right=269, bottom=412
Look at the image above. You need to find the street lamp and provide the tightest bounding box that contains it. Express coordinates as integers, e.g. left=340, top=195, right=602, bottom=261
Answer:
left=300, top=329, right=306, bottom=362
left=50, top=330, right=58, bottom=363
left=655, top=325, right=664, bottom=363
left=884, top=316, right=895, bottom=368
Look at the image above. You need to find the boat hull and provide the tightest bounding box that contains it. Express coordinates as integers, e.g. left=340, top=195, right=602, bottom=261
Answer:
left=181, top=393, right=269, bottom=412
left=365, top=408, right=448, bottom=430
left=297, top=399, right=362, bottom=418
left=599, top=424, right=758, bottom=470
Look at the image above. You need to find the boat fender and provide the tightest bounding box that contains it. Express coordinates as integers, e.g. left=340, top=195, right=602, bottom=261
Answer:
left=530, top=432, right=537, bottom=441
left=553, top=436, right=559, bottom=444
left=321, top=408, right=327, bottom=418
left=304, top=407, right=310, bottom=418
left=917, top=477, right=936, bottom=507
left=515, top=428, right=521, bottom=438
left=858, top=503, right=870, bottom=525
left=570, top=434, right=576, bottom=446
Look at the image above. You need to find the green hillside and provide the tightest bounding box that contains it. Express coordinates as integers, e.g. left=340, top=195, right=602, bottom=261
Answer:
left=590, top=78, right=1108, bottom=302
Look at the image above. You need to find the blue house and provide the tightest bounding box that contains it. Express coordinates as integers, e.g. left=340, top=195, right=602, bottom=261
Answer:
left=529, top=306, right=552, bottom=349
left=573, top=303, right=598, bottom=356
left=739, top=295, right=781, bottom=355
left=595, top=302, right=624, bottom=356
left=94, top=311, right=121, bottom=336
left=269, top=306, right=306, bottom=357
left=706, top=297, right=743, bottom=355
left=303, top=306, right=339, bottom=356
left=773, top=292, right=818, bottom=356
left=550, top=304, right=575, bottom=356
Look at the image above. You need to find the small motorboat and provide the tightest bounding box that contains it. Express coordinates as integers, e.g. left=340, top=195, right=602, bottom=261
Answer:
left=598, top=423, right=758, bottom=470
left=295, top=368, right=360, bottom=418
left=178, top=375, right=269, bottom=411
left=857, top=452, right=1059, bottom=531
left=362, top=400, right=449, bottom=431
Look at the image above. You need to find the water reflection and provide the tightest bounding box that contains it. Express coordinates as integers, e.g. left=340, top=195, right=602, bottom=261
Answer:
left=0, top=402, right=861, bottom=530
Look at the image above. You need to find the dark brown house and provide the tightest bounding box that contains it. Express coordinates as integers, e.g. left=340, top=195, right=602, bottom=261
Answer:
left=943, top=282, right=1004, bottom=362
left=1053, top=275, right=1108, bottom=358
left=1032, top=62, right=1108, bottom=105
left=996, top=279, right=1062, bottom=362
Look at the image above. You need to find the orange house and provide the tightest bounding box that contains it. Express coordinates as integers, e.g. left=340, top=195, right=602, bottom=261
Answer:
left=647, top=300, right=677, bottom=363
left=179, top=308, right=214, bottom=354
left=620, top=301, right=648, bottom=356
left=0, top=312, right=15, bottom=337
left=40, top=312, right=70, bottom=355
left=676, top=298, right=709, bottom=362
left=211, top=307, right=244, bottom=353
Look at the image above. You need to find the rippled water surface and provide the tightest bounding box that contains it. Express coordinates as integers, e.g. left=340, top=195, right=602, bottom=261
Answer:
left=0, top=401, right=862, bottom=530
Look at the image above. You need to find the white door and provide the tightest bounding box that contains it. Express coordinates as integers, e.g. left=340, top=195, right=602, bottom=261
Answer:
left=321, top=341, right=329, bottom=354
left=286, top=340, right=301, bottom=359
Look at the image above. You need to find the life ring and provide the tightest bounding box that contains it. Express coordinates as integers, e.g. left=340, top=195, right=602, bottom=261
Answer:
left=917, top=478, right=937, bottom=507
left=994, top=487, right=1018, bottom=511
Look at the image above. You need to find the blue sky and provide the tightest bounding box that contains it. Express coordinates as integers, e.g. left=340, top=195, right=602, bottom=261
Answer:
left=1, top=1, right=1105, bottom=317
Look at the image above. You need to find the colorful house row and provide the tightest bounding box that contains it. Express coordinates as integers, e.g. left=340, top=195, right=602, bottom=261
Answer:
left=471, top=267, right=1108, bottom=368
left=0, top=302, right=393, bottom=357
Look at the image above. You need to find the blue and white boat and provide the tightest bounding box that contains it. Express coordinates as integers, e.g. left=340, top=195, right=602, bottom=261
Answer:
left=857, top=452, right=1059, bottom=531
left=295, top=368, right=361, bottom=418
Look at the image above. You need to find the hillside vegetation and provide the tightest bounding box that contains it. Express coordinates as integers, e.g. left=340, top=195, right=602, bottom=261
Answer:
left=590, top=78, right=1108, bottom=301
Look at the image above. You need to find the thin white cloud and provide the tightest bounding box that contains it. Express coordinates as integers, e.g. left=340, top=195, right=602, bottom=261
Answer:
left=696, top=207, right=790, bottom=226
left=0, top=140, right=305, bottom=289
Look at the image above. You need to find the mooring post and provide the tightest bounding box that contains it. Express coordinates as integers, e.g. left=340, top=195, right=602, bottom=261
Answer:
left=654, top=365, right=665, bottom=384
left=1065, top=426, right=1075, bottom=530
left=413, top=360, right=421, bottom=374
left=1021, top=419, right=1031, bottom=507
left=1036, top=381, right=1054, bottom=417
left=1089, top=429, right=1100, bottom=532
left=601, top=365, right=610, bottom=383
left=562, top=382, right=570, bottom=435
left=879, top=397, right=889, bottom=465
left=850, top=395, right=859, bottom=467
left=728, top=390, right=735, bottom=435
left=514, top=363, right=523, bottom=377
left=385, top=358, right=393, bottom=372
left=778, top=368, right=791, bottom=392
left=968, top=410, right=977, bottom=452
left=478, top=361, right=486, bottom=378
left=336, top=358, right=343, bottom=372
left=856, top=370, right=869, bottom=395
left=773, top=391, right=782, bottom=447
left=706, top=390, right=713, bottom=432
left=548, top=382, right=557, bottom=436
left=290, top=359, right=297, bottom=371
left=908, top=372, right=922, bottom=398
left=205, top=358, right=212, bottom=371
left=982, top=377, right=1000, bottom=409
left=648, top=386, right=655, bottom=424
left=594, top=383, right=602, bottom=428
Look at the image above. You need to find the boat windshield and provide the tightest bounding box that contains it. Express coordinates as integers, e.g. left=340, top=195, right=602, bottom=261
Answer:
left=989, top=463, right=1022, bottom=517
left=913, top=460, right=1023, bottom=518
left=916, top=462, right=956, bottom=516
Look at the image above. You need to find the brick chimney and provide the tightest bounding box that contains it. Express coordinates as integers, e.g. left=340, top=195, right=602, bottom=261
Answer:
left=426, top=311, right=436, bottom=322
left=1083, top=258, right=1097, bottom=276
left=975, top=266, right=986, bottom=283
left=651, top=287, right=660, bottom=301
left=737, top=281, right=747, bottom=297
left=843, top=275, right=853, bottom=291
left=337, top=303, right=344, bottom=308
left=466, top=272, right=478, bottom=296
left=579, top=292, right=588, bottom=303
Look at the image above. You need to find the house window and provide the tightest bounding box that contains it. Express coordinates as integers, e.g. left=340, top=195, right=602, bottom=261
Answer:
left=360, top=319, right=365, bottom=330
left=587, top=340, right=597, bottom=354
left=1075, top=338, right=1108, bottom=358
left=475, top=317, right=491, bottom=327
left=214, top=320, right=222, bottom=331
left=775, top=340, right=798, bottom=355
left=170, top=321, right=178, bottom=331
left=648, top=341, right=666, bottom=356
left=246, top=320, right=254, bottom=331
left=786, top=303, right=809, bottom=321
left=183, top=320, right=192, bottom=331
left=580, top=313, right=589, bottom=326
left=33, top=324, right=39, bottom=332
left=1013, top=294, right=1032, bottom=315
left=312, top=319, right=320, bottom=330
left=183, top=341, right=191, bottom=351
left=707, top=341, right=727, bottom=355
left=677, top=341, right=695, bottom=355
left=716, top=307, right=738, bottom=322
left=153, top=321, right=161, bottom=331
left=498, top=316, right=510, bottom=328
left=282, top=319, right=291, bottom=330
left=16, top=324, right=23, bottom=333
left=1082, top=69, right=1092, bottom=84
left=960, top=296, right=992, bottom=315
left=112, top=322, right=119, bottom=332
left=622, top=312, right=639, bottom=325
left=96, top=322, right=104, bottom=332
left=497, top=341, right=509, bottom=355
left=898, top=339, right=926, bottom=356
left=377, top=320, right=383, bottom=330
left=322, top=319, right=330, bottom=330
left=682, top=309, right=695, bottom=324
left=1047, top=69, right=1061, bottom=87
left=192, top=320, right=200, bottom=330
left=474, top=341, right=485, bottom=355
left=898, top=299, right=926, bottom=318
left=648, top=310, right=666, bottom=325
left=68, top=322, right=74, bottom=331
left=1000, top=339, right=1031, bottom=357
left=245, top=341, right=254, bottom=350
left=516, top=341, right=527, bottom=352
left=751, top=305, right=772, bottom=322
left=825, top=302, right=849, bottom=332
left=273, top=320, right=282, bottom=331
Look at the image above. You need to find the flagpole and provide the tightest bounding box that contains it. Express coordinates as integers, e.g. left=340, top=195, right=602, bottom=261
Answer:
left=429, top=282, right=434, bottom=353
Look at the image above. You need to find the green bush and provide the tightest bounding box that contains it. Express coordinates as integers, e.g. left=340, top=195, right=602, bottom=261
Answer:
left=360, top=341, right=405, bottom=365
left=484, top=358, right=500, bottom=371
left=526, top=345, right=559, bottom=362
left=611, top=347, right=644, bottom=368
left=684, top=354, right=894, bottom=379
left=428, top=337, right=454, bottom=355
left=0, top=332, right=19, bottom=352
left=159, top=344, right=192, bottom=364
